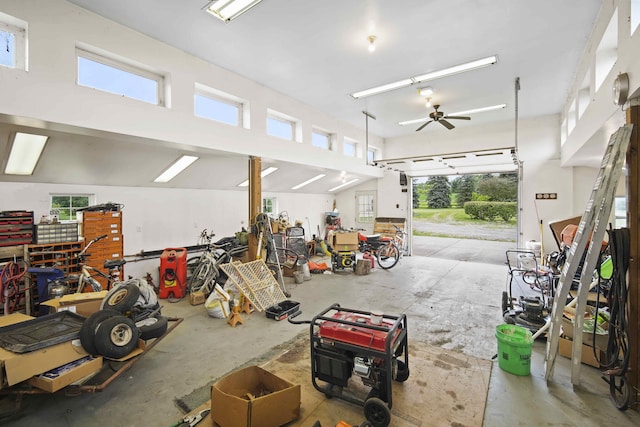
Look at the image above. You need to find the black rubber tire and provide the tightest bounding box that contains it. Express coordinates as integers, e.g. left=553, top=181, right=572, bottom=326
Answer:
left=136, top=316, right=169, bottom=340
left=395, top=360, right=410, bottom=382
left=79, top=309, right=122, bottom=355
left=94, top=315, right=140, bottom=359
left=363, top=397, right=391, bottom=427
left=376, top=244, right=400, bottom=270
left=609, top=374, right=631, bottom=410
left=501, top=291, right=509, bottom=313
left=102, top=283, right=140, bottom=313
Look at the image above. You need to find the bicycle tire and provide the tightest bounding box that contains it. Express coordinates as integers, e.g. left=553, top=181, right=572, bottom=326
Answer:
left=377, top=243, right=400, bottom=269
left=188, top=261, right=211, bottom=293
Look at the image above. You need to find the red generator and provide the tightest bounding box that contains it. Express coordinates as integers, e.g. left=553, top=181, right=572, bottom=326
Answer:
left=159, top=248, right=187, bottom=299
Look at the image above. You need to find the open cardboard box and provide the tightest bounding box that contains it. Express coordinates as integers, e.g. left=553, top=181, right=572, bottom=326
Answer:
left=211, top=365, right=300, bottom=427
left=332, top=231, right=359, bottom=251
left=29, top=355, right=103, bottom=392
left=561, top=305, right=608, bottom=349
left=42, top=291, right=107, bottom=318
left=0, top=313, right=88, bottom=388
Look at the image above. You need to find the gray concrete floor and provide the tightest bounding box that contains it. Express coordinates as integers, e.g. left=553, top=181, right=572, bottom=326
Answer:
left=4, top=236, right=640, bottom=426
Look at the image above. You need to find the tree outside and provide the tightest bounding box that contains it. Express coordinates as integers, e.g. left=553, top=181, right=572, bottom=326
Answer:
left=426, top=176, right=451, bottom=208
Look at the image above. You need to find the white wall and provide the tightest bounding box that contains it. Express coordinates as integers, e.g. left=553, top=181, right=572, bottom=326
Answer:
left=2, top=182, right=332, bottom=281
left=0, top=0, right=383, bottom=177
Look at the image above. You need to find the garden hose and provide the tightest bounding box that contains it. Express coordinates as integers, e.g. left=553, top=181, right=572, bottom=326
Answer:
left=0, top=260, right=27, bottom=315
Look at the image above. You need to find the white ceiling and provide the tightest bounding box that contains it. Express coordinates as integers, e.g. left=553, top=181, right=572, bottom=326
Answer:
left=0, top=0, right=603, bottom=191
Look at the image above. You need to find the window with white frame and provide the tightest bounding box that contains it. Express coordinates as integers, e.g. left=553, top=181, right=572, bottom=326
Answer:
left=194, top=84, right=244, bottom=127
left=267, top=111, right=296, bottom=141
left=356, top=191, right=375, bottom=223
left=76, top=48, right=164, bottom=106
left=51, top=194, right=93, bottom=222
left=0, top=13, right=27, bottom=70
left=312, top=129, right=331, bottom=150
left=367, top=147, right=378, bottom=164
left=263, top=197, right=277, bottom=215
left=344, top=139, right=358, bottom=157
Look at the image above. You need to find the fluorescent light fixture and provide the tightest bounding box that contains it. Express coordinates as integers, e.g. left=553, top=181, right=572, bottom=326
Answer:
left=4, top=132, right=49, bottom=175
left=449, top=104, right=506, bottom=116
left=154, top=155, right=198, bottom=183
left=350, top=55, right=497, bottom=99
left=205, top=0, right=263, bottom=22
left=237, top=166, right=278, bottom=187
left=398, top=104, right=507, bottom=126
left=328, top=178, right=359, bottom=192
left=412, top=56, right=498, bottom=83
left=291, top=173, right=326, bottom=190
left=350, top=79, right=413, bottom=99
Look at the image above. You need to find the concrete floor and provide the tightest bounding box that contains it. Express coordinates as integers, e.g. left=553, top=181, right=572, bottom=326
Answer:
left=3, top=237, right=640, bottom=426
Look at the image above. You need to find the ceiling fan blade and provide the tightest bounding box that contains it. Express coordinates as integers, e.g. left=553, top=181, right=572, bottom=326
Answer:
left=439, top=119, right=455, bottom=130
left=415, top=120, right=433, bottom=131
left=444, top=116, right=471, bottom=120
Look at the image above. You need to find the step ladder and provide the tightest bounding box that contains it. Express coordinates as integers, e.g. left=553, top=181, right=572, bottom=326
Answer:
left=545, top=124, right=633, bottom=384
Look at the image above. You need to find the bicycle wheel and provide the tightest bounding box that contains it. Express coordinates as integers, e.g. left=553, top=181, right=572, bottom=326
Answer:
left=188, top=261, right=211, bottom=293
left=376, top=243, right=400, bottom=269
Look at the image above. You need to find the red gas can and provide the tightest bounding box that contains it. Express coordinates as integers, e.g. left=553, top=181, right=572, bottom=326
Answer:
left=159, top=248, right=187, bottom=299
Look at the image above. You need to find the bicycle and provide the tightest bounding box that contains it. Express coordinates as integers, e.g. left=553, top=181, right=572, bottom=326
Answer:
left=68, top=234, right=127, bottom=293
left=391, top=224, right=409, bottom=256
left=187, top=230, right=247, bottom=295
left=356, top=230, right=401, bottom=270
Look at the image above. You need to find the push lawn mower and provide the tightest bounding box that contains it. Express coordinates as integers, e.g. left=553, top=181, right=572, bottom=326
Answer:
left=289, top=303, right=409, bottom=427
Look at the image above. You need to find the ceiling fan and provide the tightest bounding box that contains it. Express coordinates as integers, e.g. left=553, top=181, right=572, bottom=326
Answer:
left=416, top=104, right=471, bottom=131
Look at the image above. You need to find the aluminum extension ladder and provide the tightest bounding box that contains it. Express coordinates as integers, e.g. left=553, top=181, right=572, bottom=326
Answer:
left=544, top=124, right=633, bottom=385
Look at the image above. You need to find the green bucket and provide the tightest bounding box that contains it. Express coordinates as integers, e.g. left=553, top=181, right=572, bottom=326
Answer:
left=495, top=324, right=534, bottom=376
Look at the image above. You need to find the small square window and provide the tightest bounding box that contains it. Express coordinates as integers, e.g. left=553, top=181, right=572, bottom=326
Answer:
left=195, top=93, right=240, bottom=126
left=0, top=13, right=27, bottom=70
left=312, top=130, right=330, bottom=150
left=267, top=114, right=294, bottom=141
left=344, top=140, right=358, bottom=157
left=263, top=197, right=277, bottom=214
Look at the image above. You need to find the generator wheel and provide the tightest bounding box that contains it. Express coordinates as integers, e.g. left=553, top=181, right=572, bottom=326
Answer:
left=363, top=397, right=391, bottom=427
left=103, top=283, right=140, bottom=313
left=79, top=309, right=121, bottom=355
left=94, top=315, right=140, bottom=359
left=395, top=360, right=410, bottom=382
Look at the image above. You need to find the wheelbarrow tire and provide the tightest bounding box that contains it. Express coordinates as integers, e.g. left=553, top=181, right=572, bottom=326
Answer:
left=136, top=315, right=168, bottom=340
left=80, top=309, right=122, bottom=355
left=102, top=283, right=140, bottom=313
left=94, top=315, right=140, bottom=359
left=363, top=397, right=391, bottom=427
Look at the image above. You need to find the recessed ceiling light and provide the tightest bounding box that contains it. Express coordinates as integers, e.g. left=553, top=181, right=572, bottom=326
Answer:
left=4, top=132, right=49, bottom=175
left=154, top=155, right=198, bottom=183
left=328, top=178, right=359, bottom=192
left=237, top=166, right=278, bottom=187
left=291, top=173, right=326, bottom=190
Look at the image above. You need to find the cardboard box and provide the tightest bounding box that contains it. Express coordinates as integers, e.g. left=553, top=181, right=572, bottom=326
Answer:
left=190, top=291, right=206, bottom=306
left=0, top=313, right=89, bottom=388
left=558, top=336, right=604, bottom=368
left=211, top=365, right=300, bottom=427
left=561, top=306, right=608, bottom=350
left=332, top=232, right=359, bottom=251
left=29, top=355, right=102, bottom=392
left=42, top=291, right=107, bottom=318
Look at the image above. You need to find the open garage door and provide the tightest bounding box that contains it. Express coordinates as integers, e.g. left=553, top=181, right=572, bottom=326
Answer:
left=376, top=148, right=519, bottom=264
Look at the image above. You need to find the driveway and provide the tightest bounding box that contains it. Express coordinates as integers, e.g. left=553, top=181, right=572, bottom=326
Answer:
left=411, top=219, right=516, bottom=265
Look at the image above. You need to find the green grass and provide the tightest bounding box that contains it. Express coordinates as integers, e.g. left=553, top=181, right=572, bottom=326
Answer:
left=412, top=207, right=516, bottom=225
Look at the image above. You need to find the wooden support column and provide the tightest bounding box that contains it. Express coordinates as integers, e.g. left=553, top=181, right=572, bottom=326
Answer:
left=247, top=156, right=262, bottom=261
left=627, top=104, right=639, bottom=403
